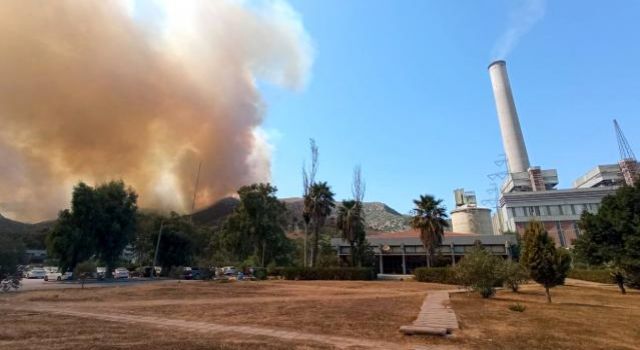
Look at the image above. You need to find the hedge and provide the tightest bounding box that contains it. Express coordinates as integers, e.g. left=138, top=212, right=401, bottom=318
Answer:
left=414, top=267, right=458, bottom=285
left=269, top=267, right=376, bottom=281
left=568, top=268, right=613, bottom=284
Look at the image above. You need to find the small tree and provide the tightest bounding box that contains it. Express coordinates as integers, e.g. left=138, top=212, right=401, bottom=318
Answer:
left=74, top=260, right=97, bottom=289
left=522, top=221, right=571, bottom=303
left=455, top=246, right=503, bottom=298
left=501, top=260, right=529, bottom=292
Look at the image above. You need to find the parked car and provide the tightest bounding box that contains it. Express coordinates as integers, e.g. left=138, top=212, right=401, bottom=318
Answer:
left=44, top=271, right=73, bottom=281
left=190, top=267, right=203, bottom=280
left=112, top=267, right=129, bottom=279
left=26, top=267, right=47, bottom=279
left=96, top=267, right=106, bottom=280
left=222, top=266, right=237, bottom=276
left=182, top=267, right=193, bottom=280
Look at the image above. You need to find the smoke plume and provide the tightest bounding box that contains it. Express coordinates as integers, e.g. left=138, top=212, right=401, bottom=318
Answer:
left=491, top=0, right=545, bottom=59
left=0, top=0, right=312, bottom=222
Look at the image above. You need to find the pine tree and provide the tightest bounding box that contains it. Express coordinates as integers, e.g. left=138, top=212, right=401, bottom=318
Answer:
left=522, top=221, right=571, bottom=303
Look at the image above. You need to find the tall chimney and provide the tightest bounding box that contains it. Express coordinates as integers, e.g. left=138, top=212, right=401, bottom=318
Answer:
left=488, top=60, right=530, bottom=173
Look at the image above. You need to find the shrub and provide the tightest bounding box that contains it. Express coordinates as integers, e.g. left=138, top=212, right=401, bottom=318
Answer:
left=414, top=267, right=458, bottom=284
left=168, top=266, right=185, bottom=279
left=508, top=303, right=526, bottom=312
left=273, top=267, right=376, bottom=280
left=252, top=267, right=267, bottom=280
left=568, top=268, right=613, bottom=284
left=501, top=260, right=529, bottom=292
left=73, top=260, right=96, bottom=289
left=455, top=246, right=504, bottom=298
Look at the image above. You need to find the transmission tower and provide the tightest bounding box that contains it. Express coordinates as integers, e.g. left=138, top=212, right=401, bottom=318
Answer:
left=614, top=119, right=638, bottom=186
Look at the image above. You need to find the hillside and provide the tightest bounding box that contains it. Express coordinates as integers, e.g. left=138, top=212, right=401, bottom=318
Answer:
left=192, top=197, right=410, bottom=233
left=0, top=213, right=55, bottom=249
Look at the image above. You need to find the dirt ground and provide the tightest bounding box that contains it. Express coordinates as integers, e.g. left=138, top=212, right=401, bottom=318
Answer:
left=0, top=280, right=448, bottom=350
left=1, top=279, right=638, bottom=349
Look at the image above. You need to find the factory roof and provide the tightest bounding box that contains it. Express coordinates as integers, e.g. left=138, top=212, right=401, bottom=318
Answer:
left=332, top=229, right=516, bottom=247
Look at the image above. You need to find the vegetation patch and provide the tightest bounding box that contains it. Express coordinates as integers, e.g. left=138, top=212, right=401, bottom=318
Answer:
left=273, top=267, right=376, bottom=280
left=568, top=268, right=613, bottom=284
left=413, top=267, right=457, bottom=284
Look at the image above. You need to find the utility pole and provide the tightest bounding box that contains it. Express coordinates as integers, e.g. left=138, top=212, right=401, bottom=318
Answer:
left=190, top=161, right=202, bottom=220
left=151, top=220, right=164, bottom=278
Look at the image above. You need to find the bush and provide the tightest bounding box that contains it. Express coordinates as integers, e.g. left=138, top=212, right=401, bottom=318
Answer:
left=567, top=268, right=613, bottom=284
left=252, top=267, right=267, bottom=280
left=455, top=246, right=504, bottom=298
left=414, top=267, right=458, bottom=284
left=501, top=260, right=529, bottom=292
left=73, top=261, right=97, bottom=288
left=508, top=303, right=526, bottom=312
left=272, top=267, right=376, bottom=280
left=168, top=266, right=185, bottom=279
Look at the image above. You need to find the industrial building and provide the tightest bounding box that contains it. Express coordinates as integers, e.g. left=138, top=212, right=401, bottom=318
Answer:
left=331, top=231, right=516, bottom=275
left=488, top=60, right=638, bottom=246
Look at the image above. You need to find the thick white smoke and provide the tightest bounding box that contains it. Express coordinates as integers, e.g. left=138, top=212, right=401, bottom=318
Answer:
left=491, top=0, right=546, bottom=59
left=0, top=0, right=313, bottom=222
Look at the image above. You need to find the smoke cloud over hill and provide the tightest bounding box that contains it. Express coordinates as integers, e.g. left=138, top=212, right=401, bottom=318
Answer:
left=0, top=0, right=312, bottom=222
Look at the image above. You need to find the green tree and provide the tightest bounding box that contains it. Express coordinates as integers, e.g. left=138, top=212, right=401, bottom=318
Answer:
left=154, top=214, right=195, bottom=274
left=93, top=181, right=138, bottom=275
left=410, top=195, right=449, bottom=268
left=522, top=221, right=571, bottom=303
left=46, top=209, right=94, bottom=273
left=306, top=182, right=335, bottom=267
left=575, top=185, right=640, bottom=293
left=501, top=260, right=529, bottom=292
left=0, top=234, right=25, bottom=279
left=46, top=181, right=138, bottom=274
left=336, top=200, right=365, bottom=266
left=219, top=183, right=293, bottom=267
left=455, top=246, right=503, bottom=298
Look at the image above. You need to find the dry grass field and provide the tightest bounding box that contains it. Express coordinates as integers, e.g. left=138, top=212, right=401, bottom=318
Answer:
left=449, top=282, right=640, bottom=350
left=1, top=279, right=638, bottom=349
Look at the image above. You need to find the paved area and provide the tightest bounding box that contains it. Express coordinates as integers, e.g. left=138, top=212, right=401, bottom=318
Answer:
left=400, top=291, right=459, bottom=336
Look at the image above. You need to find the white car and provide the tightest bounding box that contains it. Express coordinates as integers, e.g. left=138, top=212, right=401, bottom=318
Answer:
left=44, top=271, right=73, bottom=281
left=222, top=266, right=237, bottom=276
left=26, top=267, right=47, bottom=279
left=113, top=267, right=130, bottom=279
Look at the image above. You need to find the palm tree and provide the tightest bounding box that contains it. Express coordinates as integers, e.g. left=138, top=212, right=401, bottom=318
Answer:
left=306, top=182, right=335, bottom=267
left=410, top=194, right=449, bottom=268
left=336, top=200, right=364, bottom=266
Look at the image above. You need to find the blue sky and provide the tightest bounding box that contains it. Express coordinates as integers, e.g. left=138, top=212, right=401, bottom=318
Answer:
left=261, top=0, right=640, bottom=215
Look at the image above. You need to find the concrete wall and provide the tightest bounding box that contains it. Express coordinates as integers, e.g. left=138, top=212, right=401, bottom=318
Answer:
left=451, top=207, right=494, bottom=235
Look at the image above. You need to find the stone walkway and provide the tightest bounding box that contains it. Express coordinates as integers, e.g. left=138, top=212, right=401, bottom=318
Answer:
left=400, top=291, right=459, bottom=336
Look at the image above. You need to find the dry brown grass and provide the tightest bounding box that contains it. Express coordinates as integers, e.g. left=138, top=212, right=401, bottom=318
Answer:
left=4, top=279, right=635, bottom=349
left=0, top=280, right=441, bottom=349
left=449, top=283, right=640, bottom=350
left=0, top=312, right=332, bottom=350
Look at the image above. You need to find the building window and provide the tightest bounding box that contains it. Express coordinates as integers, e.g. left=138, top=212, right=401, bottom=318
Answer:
left=540, top=206, right=548, bottom=216
left=574, top=204, right=585, bottom=215
left=549, top=205, right=561, bottom=216
left=515, top=207, right=525, bottom=217
left=562, top=205, right=573, bottom=216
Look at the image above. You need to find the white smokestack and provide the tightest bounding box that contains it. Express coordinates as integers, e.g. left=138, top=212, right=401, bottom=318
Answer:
left=488, top=60, right=530, bottom=173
